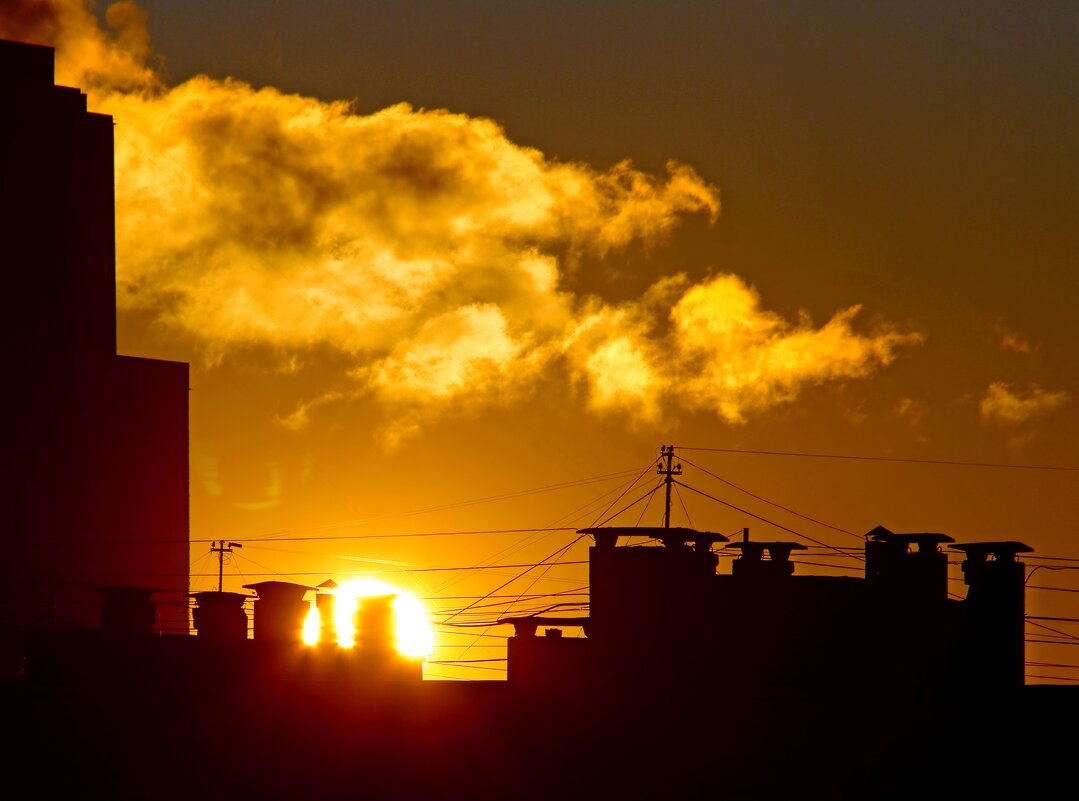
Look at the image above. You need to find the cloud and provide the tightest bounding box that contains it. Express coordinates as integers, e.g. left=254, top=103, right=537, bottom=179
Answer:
left=669, top=275, right=922, bottom=422
left=895, top=396, right=926, bottom=425
left=562, top=274, right=923, bottom=423
left=993, top=323, right=1036, bottom=355
left=984, top=382, right=1066, bottom=427
left=980, top=382, right=1070, bottom=425
left=4, top=1, right=923, bottom=439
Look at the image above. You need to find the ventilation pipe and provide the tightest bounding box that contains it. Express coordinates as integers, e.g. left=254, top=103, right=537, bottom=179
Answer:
left=191, top=591, right=250, bottom=644
left=950, top=541, right=1032, bottom=689
left=355, top=594, right=398, bottom=658
left=243, top=581, right=314, bottom=646
left=865, top=527, right=954, bottom=602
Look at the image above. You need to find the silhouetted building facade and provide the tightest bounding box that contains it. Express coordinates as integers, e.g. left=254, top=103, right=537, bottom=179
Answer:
left=0, top=39, right=189, bottom=663
left=12, top=524, right=1063, bottom=801
left=506, top=525, right=1031, bottom=696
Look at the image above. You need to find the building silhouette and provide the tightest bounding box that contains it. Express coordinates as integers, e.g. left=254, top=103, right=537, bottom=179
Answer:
left=10, top=522, right=1074, bottom=801
left=0, top=39, right=189, bottom=670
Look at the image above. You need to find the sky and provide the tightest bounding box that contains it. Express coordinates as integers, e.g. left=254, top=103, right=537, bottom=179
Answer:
left=3, top=0, right=1077, bottom=681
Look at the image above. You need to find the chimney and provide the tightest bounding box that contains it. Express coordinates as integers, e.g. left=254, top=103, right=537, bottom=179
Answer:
left=315, top=579, right=339, bottom=646
left=94, top=585, right=160, bottom=637
left=355, top=594, right=398, bottom=658
left=191, top=591, right=250, bottom=644
left=865, top=527, right=954, bottom=602
left=242, top=581, right=314, bottom=646
left=726, top=540, right=806, bottom=579
left=950, top=541, right=1032, bottom=689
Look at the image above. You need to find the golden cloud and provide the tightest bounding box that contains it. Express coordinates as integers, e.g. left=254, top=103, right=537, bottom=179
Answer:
left=4, top=1, right=923, bottom=437
left=564, top=274, right=923, bottom=423
left=980, top=382, right=1070, bottom=426
left=671, top=275, right=924, bottom=422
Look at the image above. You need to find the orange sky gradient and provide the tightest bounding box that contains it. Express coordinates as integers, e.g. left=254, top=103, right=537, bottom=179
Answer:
left=2, top=0, right=1077, bottom=682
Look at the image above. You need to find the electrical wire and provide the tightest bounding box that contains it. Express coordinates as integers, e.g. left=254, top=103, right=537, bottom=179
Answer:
left=673, top=483, right=694, bottom=529
left=674, top=445, right=1079, bottom=472
left=633, top=485, right=659, bottom=526
left=678, top=454, right=859, bottom=539
left=247, top=469, right=646, bottom=542
left=1026, top=620, right=1079, bottom=641
left=673, top=480, right=861, bottom=561
left=1028, top=584, right=1079, bottom=594
left=434, top=467, right=656, bottom=659
left=438, top=537, right=589, bottom=626
left=580, top=460, right=661, bottom=530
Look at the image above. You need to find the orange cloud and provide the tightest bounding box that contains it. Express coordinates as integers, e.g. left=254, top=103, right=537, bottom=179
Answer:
left=993, top=323, right=1036, bottom=355
left=980, top=382, right=1070, bottom=426
left=565, top=274, right=923, bottom=423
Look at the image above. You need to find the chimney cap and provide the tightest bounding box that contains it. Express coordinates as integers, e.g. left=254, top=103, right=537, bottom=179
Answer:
left=949, top=541, right=1032, bottom=558
left=242, top=580, right=316, bottom=593
left=498, top=615, right=590, bottom=637
left=498, top=615, right=589, bottom=625
left=189, top=591, right=252, bottom=603
left=724, top=540, right=808, bottom=552
left=869, top=531, right=955, bottom=545
left=578, top=526, right=729, bottom=547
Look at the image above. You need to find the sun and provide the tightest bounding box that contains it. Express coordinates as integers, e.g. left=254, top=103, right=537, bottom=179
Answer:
left=301, top=578, right=433, bottom=658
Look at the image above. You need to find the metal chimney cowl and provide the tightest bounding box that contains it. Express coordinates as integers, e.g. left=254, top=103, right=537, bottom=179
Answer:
left=191, top=591, right=250, bottom=643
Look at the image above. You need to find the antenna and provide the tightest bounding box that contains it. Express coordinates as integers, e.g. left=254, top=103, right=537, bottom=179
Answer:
left=210, top=541, right=243, bottom=592
left=656, top=445, right=682, bottom=530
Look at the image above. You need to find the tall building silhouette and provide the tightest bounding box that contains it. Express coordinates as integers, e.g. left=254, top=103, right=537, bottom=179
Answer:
left=0, top=39, right=189, bottom=663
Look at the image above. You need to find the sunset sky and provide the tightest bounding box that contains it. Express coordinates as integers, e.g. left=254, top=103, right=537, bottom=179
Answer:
left=3, top=0, right=1077, bottom=680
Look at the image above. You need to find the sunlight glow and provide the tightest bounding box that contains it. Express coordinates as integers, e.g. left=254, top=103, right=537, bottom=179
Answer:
left=302, top=578, right=433, bottom=657
left=302, top=602, right=320, bottom=645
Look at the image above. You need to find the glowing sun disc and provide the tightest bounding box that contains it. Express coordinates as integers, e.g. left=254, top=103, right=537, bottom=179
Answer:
left=301, top=578, right=432, bottom=658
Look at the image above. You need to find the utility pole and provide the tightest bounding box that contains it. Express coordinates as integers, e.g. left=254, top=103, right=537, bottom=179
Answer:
left=656, top=444, right=682, bottom=530
left=210, top=541, right=243, bottom=592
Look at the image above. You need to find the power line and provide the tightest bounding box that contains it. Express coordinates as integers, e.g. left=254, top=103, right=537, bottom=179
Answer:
left=1028, top=584, right=1079, bottom=594
left=26, top=527, right=580, bottom=547
left=1022, top=626, right=1079, bottom=643
left=673, top=483, right=694, bottom=529
left=583, top=461, right=660, bottom=530
left=792, top=560, right=863, bottom=573
left=673, top=480, right=860, bottom=561
left=1026, top=555, right=1079, bottom=564
left=439, top=467, right=657, bottom=661
left=674, top=446, right=1079, bottom=472
left=248, top=468, right=646, bottom=541
left=438, top=537, right=590, bottom=625
left=678, top=455, right=859, bottom=540
left=425, top=465, right=656, bottom=601
left=633, top=484, right=660, bottom=526
left=422, top=588, right=589, bottom=602
left=24, top=561, right=589, bottom=579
